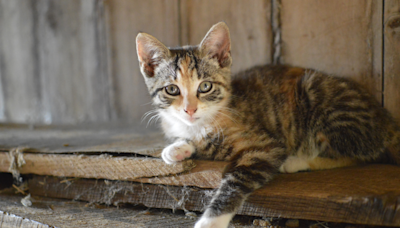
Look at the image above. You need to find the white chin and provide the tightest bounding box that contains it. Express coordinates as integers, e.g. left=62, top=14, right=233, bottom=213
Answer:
left=182, top=118, right=200, bottom=126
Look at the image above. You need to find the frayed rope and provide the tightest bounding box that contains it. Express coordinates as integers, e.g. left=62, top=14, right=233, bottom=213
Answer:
left=8, top=147, right=28, bottom=183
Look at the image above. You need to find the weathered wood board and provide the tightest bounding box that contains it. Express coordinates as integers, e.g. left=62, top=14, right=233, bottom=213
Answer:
left=0, top=214, right=51, bottom=228
left=280, top=0, right=383, bottom=102
left=0, top=124, right=223, bottom=189
left=2, top=0, right=400, bottom=124
left=0, top=193, right=199, bottom=228
left=0, top=123, right=165, bottom=155
left=384, top=1, right=400, bottom=121
left=0, top=125, right=400, bottom=226
left=0, top=0, right=181, bottom=124
left=0, top=151, right=224, bottom=188
left=0, top=0, right=113, bottom=124
left=180, top=0, right=272, bottom=74
left=104, top=0, right=180, bottom=122
left=36, top=0, right=113, bottom=124
left=0, top=1, right=42, bottom=123
left=29, top=164, right=400, bottom=226
left=0, top=153, right=201, bottom=183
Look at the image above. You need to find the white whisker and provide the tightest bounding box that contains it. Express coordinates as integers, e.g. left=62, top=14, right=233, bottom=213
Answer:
left=141, top=109, right=161, bottom=128
left=140, top=101, right=153, bottom=106
left=147, top=114, right=161, bottom=128
left=209, top=115, right=225, bottom=143
left=216, top=109, right=239, bottom=125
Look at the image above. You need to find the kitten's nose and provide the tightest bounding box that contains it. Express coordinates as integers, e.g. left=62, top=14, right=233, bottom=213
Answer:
left=184, top=108, right=197, bottom=116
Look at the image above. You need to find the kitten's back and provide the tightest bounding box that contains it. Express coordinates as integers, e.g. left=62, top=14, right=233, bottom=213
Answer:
left=229, top=65, right=400, bottom=165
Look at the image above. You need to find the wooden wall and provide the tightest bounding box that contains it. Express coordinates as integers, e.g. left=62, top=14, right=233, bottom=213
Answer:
left=0, top=0, right=399, bottom=124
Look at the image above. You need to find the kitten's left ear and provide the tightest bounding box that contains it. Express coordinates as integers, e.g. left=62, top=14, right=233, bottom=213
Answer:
left=136, top=33, right=170, bottom=77
left=199, top=22, right=232, bottom=68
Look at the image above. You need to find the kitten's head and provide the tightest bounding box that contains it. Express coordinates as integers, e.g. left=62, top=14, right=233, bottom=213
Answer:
left=136, top=22, right=232, bottom=127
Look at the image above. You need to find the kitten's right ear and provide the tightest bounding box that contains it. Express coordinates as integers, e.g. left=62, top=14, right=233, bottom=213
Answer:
left=136, top=33, right=170, bottom=77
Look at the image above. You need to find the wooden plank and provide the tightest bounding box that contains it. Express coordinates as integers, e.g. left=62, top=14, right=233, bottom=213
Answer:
left=0, top=194, right=198, bottom=228
left=0, top=152, right=197, bottom=182
left=0, top=1, right=43, bottom=123
left=180, top=0, right=272, bottom=74
left=0, top=150, right=224, bottom=188
left=0, top=124, right=165, bottom=156
left=0, top=0, right=113, bottom=124
left=104, top=0, right=180, bottom=122
left=384, top=1, right=400, bottom=121
left=280, top=0, right=383, bottom=101
left=36, top=0, right=113, bottom=124
left=29, top=164, right=400, bottom=226
left=136, top=160, right=225, bottom=188
left=0, top=213, right=51, bottom=228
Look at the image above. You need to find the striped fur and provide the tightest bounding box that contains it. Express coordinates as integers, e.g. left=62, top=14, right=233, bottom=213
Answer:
left=137, top=22, right=400, bottom=228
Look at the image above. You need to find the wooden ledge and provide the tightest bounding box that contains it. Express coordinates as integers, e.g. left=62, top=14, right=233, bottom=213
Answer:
left=0, top=124, right=399, bottom=226
left=28, top=164, right=400, bottom=227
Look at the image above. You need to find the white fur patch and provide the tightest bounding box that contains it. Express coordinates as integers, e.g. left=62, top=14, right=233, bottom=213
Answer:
left=161, top=141, right=195, bottom=164
left=159, top=101, right=225, bottom=141
left=279, top=155, right=311, bottom=173
left=194, top=213, right=234, bottom=228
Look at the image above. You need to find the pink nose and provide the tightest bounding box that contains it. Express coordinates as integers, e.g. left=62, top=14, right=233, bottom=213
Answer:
left=184, top=108, right=197, bottom=116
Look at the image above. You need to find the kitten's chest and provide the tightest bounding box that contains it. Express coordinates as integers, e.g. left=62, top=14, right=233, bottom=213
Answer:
left=161, top=118, right=214, bottom=141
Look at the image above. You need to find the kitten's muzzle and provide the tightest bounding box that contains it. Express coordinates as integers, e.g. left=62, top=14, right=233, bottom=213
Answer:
left=184, top=108, right=197, bottom=117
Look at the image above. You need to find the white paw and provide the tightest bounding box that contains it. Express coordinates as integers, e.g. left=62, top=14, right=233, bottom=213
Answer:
left=161, top=141, right=195, bottom=164
left=279, top=155, right=310, bottom=173
left=194, top=214, right=233, bottom=228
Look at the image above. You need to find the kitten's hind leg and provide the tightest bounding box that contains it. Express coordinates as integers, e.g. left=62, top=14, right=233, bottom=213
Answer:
left=194, top=147, right=287, bottom=228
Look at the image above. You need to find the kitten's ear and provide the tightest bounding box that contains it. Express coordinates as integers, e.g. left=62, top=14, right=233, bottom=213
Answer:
left=136, top=33, right=170, bottom=77
left=199, top=22, right=231, bottom=68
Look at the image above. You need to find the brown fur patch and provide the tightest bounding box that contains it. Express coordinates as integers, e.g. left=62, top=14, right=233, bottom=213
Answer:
left=280, top=67, right=305, bottom=105
left=280, top=67, right=305, bottom=149
left=178, top=55, right=192, bottom=79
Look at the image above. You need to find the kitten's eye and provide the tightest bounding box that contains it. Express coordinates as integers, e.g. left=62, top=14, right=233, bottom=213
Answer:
left=165, top=85, right=180, bottom=96
left=198, top=81, right=213, bottom=93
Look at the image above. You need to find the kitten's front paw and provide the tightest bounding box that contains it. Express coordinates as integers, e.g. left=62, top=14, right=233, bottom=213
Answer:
left=161, top=141, right=194, bottom=164
left=194, top=214, right=232, bottom=228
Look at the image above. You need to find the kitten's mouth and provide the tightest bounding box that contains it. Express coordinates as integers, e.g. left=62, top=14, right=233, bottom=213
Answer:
left=188, top=117, right=200, bottom=123
left=182, top=116, right=201, bottom=126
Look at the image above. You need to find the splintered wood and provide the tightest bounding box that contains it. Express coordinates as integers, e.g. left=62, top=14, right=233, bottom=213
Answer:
left=0, top=124, right=224, bottom=188
left=0, top=194, right=198, bottom=228
left=1, top=124, right=400, bottom=226
left=29, top=165, right=400, bottom=226
left=0, top=153, right=197, bottom=183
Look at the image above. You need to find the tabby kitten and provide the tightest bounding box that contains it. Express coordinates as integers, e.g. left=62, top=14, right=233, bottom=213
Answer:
left=136, top=22, right=400, bottom=228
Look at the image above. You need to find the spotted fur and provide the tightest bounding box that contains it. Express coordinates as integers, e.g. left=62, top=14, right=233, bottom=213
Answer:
left=136, top=22, right=400, bottom=228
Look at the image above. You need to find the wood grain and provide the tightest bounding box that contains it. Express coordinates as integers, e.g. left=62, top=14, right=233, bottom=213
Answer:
left=136, top=160, right=225, bottom=188
left=0, top=123, right=165, bottom=156
left=280, top=0, right=383, bottom=101
left=29, top=164, right=400, bottom=226
left=0, top=146, right=224, bottom=188
left=0, top=152, right=197, bottom=182
left=2, top=1, right=399, bottom=125
left=180, top=0, right=272, bottom=74
left=0, top=1, right=43, bottom=123
left=383, top=1, right=400, bottom=121
left=0, top=213, right=51, bottom=228
left=0, top=0, right=114, bottom=124
left=104, top=0, right=180, bottom=123
left=36, top=0, right=113, bottom=123
left=0, top=194, right=198, bottom=228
